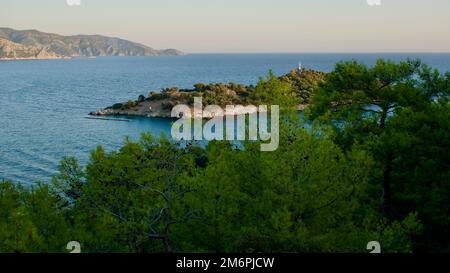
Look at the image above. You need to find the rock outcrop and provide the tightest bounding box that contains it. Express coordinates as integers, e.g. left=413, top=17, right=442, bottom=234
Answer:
left=90, top=68, right=327, bottom=119
left=0, top=38, right=62, bottom=60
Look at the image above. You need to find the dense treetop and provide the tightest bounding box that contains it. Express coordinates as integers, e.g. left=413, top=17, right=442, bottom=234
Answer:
left=1, top=59, right=448, bottom=253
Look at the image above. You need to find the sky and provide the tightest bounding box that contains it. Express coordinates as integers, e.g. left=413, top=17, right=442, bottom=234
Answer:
left=1, top=0, right=449, bottom=53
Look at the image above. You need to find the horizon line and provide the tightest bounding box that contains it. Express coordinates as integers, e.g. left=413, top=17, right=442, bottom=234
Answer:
left=187, top=52, right=450, bottom=54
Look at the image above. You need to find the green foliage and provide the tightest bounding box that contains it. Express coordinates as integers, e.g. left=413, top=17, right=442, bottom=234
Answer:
left=379, top=101, right=450, bottom=252
left=145, top=70, right=323, bottom=108
left=0, top=60, right=447, bottom=253
left=0, top=127, right=421, bottom=253
left=162, top=87, right=179, bottom=94
left=126, top=100, right=137, bottom=108
left=280, top=69, right=326, bottom=104
left=112, top=103, right=123, bottom=110
left=306, top=59, right=439, bottom=146
left=0, top=181, right=69, bottom=253
left=147, top=92, right=171, bottom=101
left=307, top=59, right=449, bottom=252
left=194, top=83, right=206, bottom=92
left=138, top=95, right=146, bottom=103
left=181, top=130, right=378, bottom=252
left=201, top=84, right=238, bottom=107
left=251, top=70, right=300, bottom=111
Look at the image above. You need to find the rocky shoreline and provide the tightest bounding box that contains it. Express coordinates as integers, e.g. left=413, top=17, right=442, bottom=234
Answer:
left=89, top=102, right=308, bottom=119
left=0, top=56, right=70, bottom=61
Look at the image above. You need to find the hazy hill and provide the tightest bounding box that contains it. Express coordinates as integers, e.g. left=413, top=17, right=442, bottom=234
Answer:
left=0, top=28, right=184, bottom=59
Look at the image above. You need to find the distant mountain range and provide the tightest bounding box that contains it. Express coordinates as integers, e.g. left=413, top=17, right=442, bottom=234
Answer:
left=0, top=28, right=184, bottom=60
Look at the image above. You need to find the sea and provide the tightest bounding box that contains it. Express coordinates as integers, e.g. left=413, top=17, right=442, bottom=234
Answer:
left=0, top=53, right=449, bottom=184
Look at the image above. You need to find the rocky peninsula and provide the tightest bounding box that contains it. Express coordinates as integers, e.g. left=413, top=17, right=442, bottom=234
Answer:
left=89, top=68, right=326, bottom=119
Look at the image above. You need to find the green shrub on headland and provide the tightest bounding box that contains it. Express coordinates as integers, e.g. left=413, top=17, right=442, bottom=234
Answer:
left=134, top=68, right=326, bottom=109
left=112, top=103, right=123, bottom=110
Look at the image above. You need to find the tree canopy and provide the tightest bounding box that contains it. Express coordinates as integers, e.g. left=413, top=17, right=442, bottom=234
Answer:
left=0, top=59, right=448, bottom=253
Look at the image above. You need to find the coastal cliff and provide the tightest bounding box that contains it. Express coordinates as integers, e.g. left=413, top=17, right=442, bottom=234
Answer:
left=0, top=28, right=184, bottom=60
left=0, top=37, right=63, bottom=60
left=90, top=68, right=327, bottom=118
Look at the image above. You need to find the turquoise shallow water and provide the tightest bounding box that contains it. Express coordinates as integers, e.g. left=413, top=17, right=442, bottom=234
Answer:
left=0, top=53, right=449, bottom=184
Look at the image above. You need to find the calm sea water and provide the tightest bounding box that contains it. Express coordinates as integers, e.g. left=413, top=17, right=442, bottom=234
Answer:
left=0, top=53, right=449, bottom=184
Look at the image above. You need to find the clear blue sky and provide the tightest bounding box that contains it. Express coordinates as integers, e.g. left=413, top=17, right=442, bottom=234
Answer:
left=1, top=0, right=449, bottom=53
